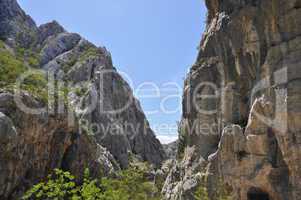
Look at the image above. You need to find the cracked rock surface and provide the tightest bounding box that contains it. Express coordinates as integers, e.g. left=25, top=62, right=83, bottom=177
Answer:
left=163, top=0, right=301, bottom=199
left=0, top=0, right=165, bottom=198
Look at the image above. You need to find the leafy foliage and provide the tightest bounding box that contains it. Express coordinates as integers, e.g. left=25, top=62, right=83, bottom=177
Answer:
left=21, top=71, right=48, bottom=102
left=177, top=121, right=188, bottom=159
left=194, top=185, right=209, bottom=200
left=0, top=40, right=5, bottom=49
left=16, top=47, right=40, bottom=68
left=0, top=43, right=26, bottom=87
left=23, top=166, right=162, bottom=200
left=0, top=40, right=48, bottom=102
left=79, top=46, right=100, bottom=62
left=74, top=83, right=89, bottom=97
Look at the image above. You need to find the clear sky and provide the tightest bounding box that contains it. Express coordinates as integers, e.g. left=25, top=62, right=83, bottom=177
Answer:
left=18, top=0, right=207, bottom=144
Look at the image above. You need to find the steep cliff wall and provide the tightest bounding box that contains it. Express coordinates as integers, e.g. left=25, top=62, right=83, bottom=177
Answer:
left=163, top=0, right=301, bottom=200
left=0, top=0, right=165, bottom=198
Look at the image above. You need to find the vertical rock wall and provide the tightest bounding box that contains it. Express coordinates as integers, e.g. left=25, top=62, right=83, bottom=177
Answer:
left=163, top=0, right=301, bottom=199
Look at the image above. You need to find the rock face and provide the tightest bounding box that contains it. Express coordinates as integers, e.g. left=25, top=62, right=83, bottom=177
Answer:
left=0, top=92, right=119, bottom=199
left=0, top=0, right=37, bottom=47
left=163, top=140, right=178, bottom=160
left=163, top=0, right=301, bottom=200
left=0, top=0, right=165, bottom=198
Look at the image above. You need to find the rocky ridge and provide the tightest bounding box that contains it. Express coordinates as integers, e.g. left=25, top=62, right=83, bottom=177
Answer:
left=0, top=0, right=165, bottom=198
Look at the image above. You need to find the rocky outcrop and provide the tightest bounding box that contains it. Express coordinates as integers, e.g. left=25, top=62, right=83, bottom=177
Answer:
left=37, top=20, right=65, bottom=44
left=163, top=0, right=301, bottom=199
left=0, top=0, right=165, bottom=198
left=40, top=29, right=166, bottom=168
left=163, top=140, right=178, bottom=160
left=0, top=92, right=119, bottom=199
left=39, top=32, right=81, bottom=66
left=35, top=13, right=165, bottom=170
left=0, top=0, right=37, bottom=47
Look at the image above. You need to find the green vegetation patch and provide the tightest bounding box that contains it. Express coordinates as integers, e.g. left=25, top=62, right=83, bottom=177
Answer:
left=61, top=56, right=78, bottom=73
left=0, top=46, right=27, bottom=87
left=79, top=46, right=101, bottom=63
left=16, top=46, right=41, bottom=68
left=177, top=121, right=189, bottom=159
left=23, top=166, right=162, bottom=200
left=0, top=43, right=47, bottom=102
left=20, top=70, right=48, bottom=103
left=0, top=40, right=5, bottom=49
left=74, top=85, right=88, bottom=97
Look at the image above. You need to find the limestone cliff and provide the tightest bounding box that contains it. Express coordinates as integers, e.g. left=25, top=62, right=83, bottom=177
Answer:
left=163, top=0, right=301, bottom=200
left=0, top=0, right=165, bottom=198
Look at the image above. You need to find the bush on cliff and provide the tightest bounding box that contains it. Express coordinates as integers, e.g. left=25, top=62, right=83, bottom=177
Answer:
left=0, top=40, right=49, bottom=102
left=22, top=167, right=161, bottom=200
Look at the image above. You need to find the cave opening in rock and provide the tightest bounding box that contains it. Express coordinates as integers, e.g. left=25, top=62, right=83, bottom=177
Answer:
left=247, top=187, right=270, bottom=200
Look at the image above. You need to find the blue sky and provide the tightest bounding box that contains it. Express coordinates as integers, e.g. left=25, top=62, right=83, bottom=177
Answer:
left=18, top=0, right=207, bottom=144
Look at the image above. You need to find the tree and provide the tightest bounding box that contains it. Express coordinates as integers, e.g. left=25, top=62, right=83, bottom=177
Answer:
left=23, top=166, right=162, bottom=200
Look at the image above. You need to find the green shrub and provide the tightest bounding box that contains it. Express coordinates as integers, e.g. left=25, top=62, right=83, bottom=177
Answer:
left=22, top=169, right=91, bottom=200
left=194, top=185, right=209, bottom=200
left=74, top=86, right=87, bottom=97
left=177, top=121, right=188, bottom=159
left=23, top=166, right=162, bottom=200
left=62, top=58, right=78, bottom=73
left=20, top=70, right=48, bottom=103
left=0, top=48, right=27, bottom=87
left=0, top=44, right=48, bottom=102
left=28, top=55, right=40, bottom=68
left=79, top=47, right=100, bottom=62
left=0, top=40, right=5, bottom=49
left=16, top=47, right=40, bottom=68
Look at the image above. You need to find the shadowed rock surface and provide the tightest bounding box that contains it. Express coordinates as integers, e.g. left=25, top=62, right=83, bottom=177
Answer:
left=163, top=140, right=178, bottom=160
left=0, top=92, right=120, bottom=199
